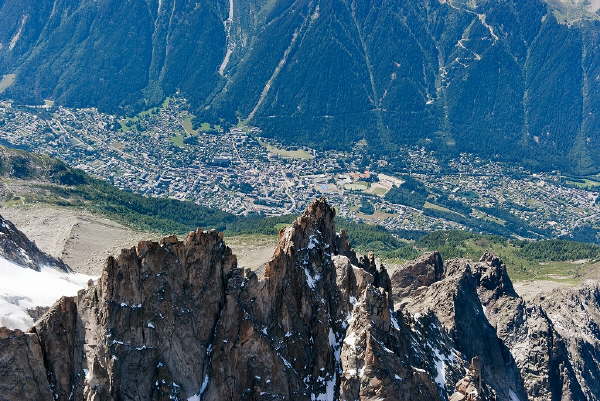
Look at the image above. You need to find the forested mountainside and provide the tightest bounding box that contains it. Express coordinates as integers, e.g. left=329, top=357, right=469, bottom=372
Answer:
left=0, top=0, right=599, bottom=174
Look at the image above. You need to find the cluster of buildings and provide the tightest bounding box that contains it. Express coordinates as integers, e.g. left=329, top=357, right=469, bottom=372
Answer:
left=0, top=98, right=597, bottom=239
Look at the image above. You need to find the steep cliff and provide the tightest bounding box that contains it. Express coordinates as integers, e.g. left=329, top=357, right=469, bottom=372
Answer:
left=2, top=199, right=600, bottom=400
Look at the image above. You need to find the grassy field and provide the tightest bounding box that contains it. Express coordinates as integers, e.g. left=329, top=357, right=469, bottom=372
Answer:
left=197, top=121, right=222, bottom=132
left=472, top=209, right=506, bottom=226
left=182, top=116, right=196, bottom=135
left=423, top=201, right=457, bottom=215
left=169, top=134, right=186, bottom=147
left=344, top=182, right=370, bottom=191
left=356, top=210, right=396, bottom=222
left=258, top=139, right=314, bottom=160
left=118, top=98, right=173, bottom=132
left=182, top=117, right=222, bottom=135
left=364, top=183, right=390, bottom=197
left=564, top=176, right=600, bottom=189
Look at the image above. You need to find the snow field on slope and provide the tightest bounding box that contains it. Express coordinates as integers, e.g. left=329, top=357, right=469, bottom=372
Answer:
left=0, top=256, right=95, bottom=330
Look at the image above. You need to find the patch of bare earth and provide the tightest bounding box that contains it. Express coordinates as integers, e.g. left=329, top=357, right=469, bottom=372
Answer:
left=0, top=204, right=279, bottom=276
left=513, top=280, right=575, bottom=302
left=225, top=235, right=277, bottom=276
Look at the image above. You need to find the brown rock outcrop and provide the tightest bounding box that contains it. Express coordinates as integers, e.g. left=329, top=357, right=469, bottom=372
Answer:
left=0, top=327, right=53, bottom=400
left=2, top=200, right=600, bottom=401
left=390, top=251, right=444, bottom=302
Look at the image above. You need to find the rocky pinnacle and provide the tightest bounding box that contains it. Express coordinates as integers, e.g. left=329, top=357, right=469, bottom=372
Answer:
left=1, top=199, right=599, bottom=400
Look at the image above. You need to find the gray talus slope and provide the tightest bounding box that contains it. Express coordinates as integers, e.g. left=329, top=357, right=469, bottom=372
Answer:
left=0, top=205, right=155, bottom=275
left=0, top=212, right=68, bottom=272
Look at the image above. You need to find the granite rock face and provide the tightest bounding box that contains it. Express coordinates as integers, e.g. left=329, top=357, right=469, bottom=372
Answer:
left=2, top=199, right=600, bottom=400
left=0, top=327, right=54, bottom=400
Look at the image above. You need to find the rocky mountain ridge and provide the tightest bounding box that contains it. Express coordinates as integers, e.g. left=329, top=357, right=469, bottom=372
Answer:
left=0, top=213, right=68, bottom=271
left=1, top=199, right=600, bottom=400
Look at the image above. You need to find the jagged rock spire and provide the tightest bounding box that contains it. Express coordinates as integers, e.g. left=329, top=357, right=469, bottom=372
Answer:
left=1, top=200, right=599, bottom=401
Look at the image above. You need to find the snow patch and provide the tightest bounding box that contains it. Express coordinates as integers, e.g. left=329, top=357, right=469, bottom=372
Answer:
left=343, top=330, right=359, bottom=349
left=188, top=374, right=209, bottom=401
left=311, top=376, right=335, bottom=401
left=390, top=311, right=401, bottom=330
left=18, top=247, right=32, bottom=264
left=509, top=389, right=522, bottom=401
left=311, top=327, right=341, bottom=401
left=0, top=256, right=95, bottom=330
left=328, top=328, right=341, bottom=362
left=280, top=355, right=293, bottom=369
left=433, top=348, right=448, bottom=389
left=431, top=345, right=456, bottom=391
left=304, top=267, right=321, bottom=289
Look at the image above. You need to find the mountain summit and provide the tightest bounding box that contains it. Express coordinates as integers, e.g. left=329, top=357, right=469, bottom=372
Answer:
left=1, top=199, right=600, bottom=400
